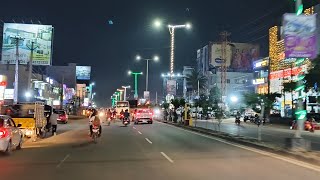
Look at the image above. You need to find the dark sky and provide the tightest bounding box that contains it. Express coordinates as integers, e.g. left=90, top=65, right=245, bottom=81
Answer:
left=0, top=0, right=317, bottom=106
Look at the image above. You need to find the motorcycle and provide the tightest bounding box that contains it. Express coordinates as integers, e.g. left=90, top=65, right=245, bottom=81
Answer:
left=235, top=116, right=241, bottom=125
left=92, top=125, right=100, bottom=143
left=123, top=117, right=130, bottom=126
left=107, top=117, right=111, bottom=126
left=243, top=116, right=249, bottom=123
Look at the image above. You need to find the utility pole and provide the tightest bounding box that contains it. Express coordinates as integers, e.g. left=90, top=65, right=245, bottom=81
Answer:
left=11, top=36, right=24, bottom=104
left=156, top=91, right=158, bottom=105
left=27, top=41, right=38, bottom=91
left=60, top=76, right=64, bottom=109
left=220, top=31, right=230, bottom=107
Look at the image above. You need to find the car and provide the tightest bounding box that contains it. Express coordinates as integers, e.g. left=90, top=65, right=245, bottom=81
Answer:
left=134, top=109, right=153, bottom=124
left=55, top=110, right=68, bottom=124
left=0, top=115, right=23, bottom=155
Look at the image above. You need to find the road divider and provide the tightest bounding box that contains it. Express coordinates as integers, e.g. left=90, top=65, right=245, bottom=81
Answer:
left=161, top=152, right=174, bottom=163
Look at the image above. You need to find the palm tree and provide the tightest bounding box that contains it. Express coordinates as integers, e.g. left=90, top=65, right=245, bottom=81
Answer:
left=186, top=69, right=207, bottom=94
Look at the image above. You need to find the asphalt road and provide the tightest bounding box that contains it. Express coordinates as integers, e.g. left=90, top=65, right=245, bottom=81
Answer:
left=193, top=118, right=320, bottom=150
left=0, top=118, right=320, bottom=180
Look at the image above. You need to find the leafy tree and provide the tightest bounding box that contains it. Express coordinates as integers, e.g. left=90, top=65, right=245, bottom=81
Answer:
left=162, top=103, right=169, bottom=110
left=179, top=98, right=186, bottom=108
left=243, top=92, right=281, bottom=117
left=305, top=55, right=320, bottom=90
left=209, top=86, right=221, bottom=110
left=186, top=69, right=207, bottom=92
left=171, top=99, right=180, bottom=109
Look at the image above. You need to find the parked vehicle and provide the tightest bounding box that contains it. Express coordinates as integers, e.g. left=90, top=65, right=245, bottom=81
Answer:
left=0, top=115, right=23, bottom=155
left=55, top=110, right=68, bottom=124
left=134, top=109, right=153, bottom=124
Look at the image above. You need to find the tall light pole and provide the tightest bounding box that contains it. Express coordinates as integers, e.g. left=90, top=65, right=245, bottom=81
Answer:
left=128, top=70, right=143, bottom=99
left=117, top=89, right=124, bottom=101
left=26, top=40, right=38, bottom=91
left=11, top=35, right=24, bottom=104
left=122, top=85, right=131, bottom=101
left=154, top=20, right=191, bottom=76
left=136, top=55, right=159, bottom=91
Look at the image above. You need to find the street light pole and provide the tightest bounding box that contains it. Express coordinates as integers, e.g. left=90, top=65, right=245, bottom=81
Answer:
left=122, top=86, right=131, bottom=101
left=11, top=36, right=24, bottom=104
left=136, top=55, right=159, bottom=92
left=128, top=71, right=143, bottom=99
left=27, top=41, right=38, bottom=91
left=169, top=27, right=175, bottom=75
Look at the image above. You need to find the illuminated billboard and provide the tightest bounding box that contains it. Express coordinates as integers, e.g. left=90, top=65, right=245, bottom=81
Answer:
left=1, top=23, right=53, bottom=65
left=76, top=66, right=91, bottom=80
left=283, top=14, right=317, bottom=59
left=166, top=80, right=176, bottom=96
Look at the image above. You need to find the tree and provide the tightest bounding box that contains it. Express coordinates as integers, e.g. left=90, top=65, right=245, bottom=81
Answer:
left=243, top=92, right=281, bottom=117
left=283, top=81, right=296, bottom=117
left=305, top=55, right=320, bottom=90
left=171, top=99, right=180, bottom=109
left=179, top=98, right=186, bottom=108
left=186, top=69, right=207, bottom=93
left=209, top=86, right=221, bottom=110
left=162, top=103, right=169, bottom=110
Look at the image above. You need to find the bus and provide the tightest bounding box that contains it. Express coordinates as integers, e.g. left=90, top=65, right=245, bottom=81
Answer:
left=115, top=101, right=130, bottom=116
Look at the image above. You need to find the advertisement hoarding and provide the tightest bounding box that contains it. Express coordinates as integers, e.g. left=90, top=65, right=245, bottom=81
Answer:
left=283, top=14, right=317, bottom=59
left=1, top=23, right=53, bottom=65
left=143, top=91, right=150, bottom=100
left=210, top=44, right=232, bottom=67
left=76, top=66, right=91, bottom=80
left=4, top=89, right=14, bottom=100
left=166, top=80, right=176, bottom=96
left=210, top=43, right=259, bottom=71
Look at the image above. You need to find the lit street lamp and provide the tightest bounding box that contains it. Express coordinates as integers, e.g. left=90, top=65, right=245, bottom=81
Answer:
left=136, top=55, right=159, bottom=92
left=122, top=85, right=131, bottom=101
left=230, top=96, right=238, bottom=103
left=117, top=89, right=124, bottom=101
left=154, top=20, right=191, bottom=75
left=128, top=70, right=143, bottom=99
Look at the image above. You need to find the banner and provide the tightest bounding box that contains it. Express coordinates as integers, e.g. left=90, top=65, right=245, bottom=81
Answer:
left=166, top=80, right=176, bottom=96
left=143, top=91, right=150, bottom=100
left=283, top=14, right=317, bottom=59
left=1, top=23, right=53, bottom=65
left=76, top=66, right=91, bottom=80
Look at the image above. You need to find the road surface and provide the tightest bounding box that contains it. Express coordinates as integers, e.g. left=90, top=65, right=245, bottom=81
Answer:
left=0, top=118, right=319, bottom=180
left=193, top=118, right=320, bottom=150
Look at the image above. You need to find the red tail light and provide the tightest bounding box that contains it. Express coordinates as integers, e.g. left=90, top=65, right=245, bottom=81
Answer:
left=0, top=128, right=8, bottom=138
left=149, top=113, right=153, bottom=115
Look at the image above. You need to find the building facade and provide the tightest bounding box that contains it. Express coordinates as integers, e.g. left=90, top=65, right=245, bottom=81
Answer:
left=252, top=57, right=269, bottom=94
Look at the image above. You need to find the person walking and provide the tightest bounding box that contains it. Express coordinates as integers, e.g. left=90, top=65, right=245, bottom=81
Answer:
left=50, top=109, right=58, bottom=136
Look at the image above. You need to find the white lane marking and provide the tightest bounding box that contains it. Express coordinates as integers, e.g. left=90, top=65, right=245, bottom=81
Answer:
left=158, top=121, right=320, bottom=172
left=133, top=127, right=136, bottom=129
left=56, top=154, right=70, bottom=168
left=138, top=131, right=142, bottom=135
left=145, top=138, right=153, bottom=144
left=161, top=152, right=174, bottom=163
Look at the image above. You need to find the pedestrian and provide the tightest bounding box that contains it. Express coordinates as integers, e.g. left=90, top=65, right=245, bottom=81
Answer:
left=50, top=109, right=59, bottom=136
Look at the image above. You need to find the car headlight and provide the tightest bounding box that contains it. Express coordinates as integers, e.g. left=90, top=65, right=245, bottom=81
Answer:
left=99, top=112, right=104, bottom=117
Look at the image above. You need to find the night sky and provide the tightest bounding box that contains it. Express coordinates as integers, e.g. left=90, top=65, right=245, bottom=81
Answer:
left=0, top=0, right=317, bottom=106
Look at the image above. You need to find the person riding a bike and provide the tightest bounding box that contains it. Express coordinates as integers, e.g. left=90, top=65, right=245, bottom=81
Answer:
left=124, top=109, right=130, bottom=123
left=89, top=109, right=102, bottom=137
left=106, top=109, right=112, bottom=119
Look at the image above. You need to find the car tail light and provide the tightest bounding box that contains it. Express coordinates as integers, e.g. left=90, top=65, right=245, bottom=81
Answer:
left=0, top=128, right=8, bottom=138
left=149, top=112, right=153, bottom=115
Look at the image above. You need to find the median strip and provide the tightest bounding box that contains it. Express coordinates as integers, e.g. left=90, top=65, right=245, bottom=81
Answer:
left=161, top=152, right=174, bottom=163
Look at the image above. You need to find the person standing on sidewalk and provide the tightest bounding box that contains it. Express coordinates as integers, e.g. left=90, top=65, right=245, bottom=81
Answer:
left=50, top=109, right=58, bottom=136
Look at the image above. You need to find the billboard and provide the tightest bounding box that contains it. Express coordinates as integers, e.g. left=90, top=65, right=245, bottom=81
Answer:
left=210, top=44, right=232, bottom=67
left=76, top=66, right=91, bottom=80
left=143, top=91, right=150, bottom=100
left=283, top=14, right=317, bottom=59
left=210, top=43, right=259, bottom=71
left=1, top=23, right=53, bottom=65
left=166, top=80, right=176, bottom=96
left=4, top=89, right=14, bottom=100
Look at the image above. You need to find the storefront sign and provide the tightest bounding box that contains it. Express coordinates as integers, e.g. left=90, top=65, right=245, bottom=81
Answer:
left=253, top=78, right=266, bottom=85
left=4, top=89, right=14, bottom=99
left=269, top=65, right=307, bottom=80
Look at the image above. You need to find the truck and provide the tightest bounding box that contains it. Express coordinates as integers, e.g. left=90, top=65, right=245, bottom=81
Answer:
left=1, top=102, right=48, bottom=141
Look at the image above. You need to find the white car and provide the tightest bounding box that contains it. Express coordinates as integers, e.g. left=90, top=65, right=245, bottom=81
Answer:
left=134, top=109, right=153, bottom=124
left=0, top=115, right=23, bottom=155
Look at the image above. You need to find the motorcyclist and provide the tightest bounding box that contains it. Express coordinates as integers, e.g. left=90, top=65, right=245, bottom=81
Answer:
left=89, top=109, right=102, bottom=137
left=124, top=109, right=130, bottom=123
left=106, top=109, right=112, bottom=119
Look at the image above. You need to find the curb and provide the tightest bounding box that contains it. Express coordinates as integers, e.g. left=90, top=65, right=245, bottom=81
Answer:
left=160, top=120, right=320, bottom=166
